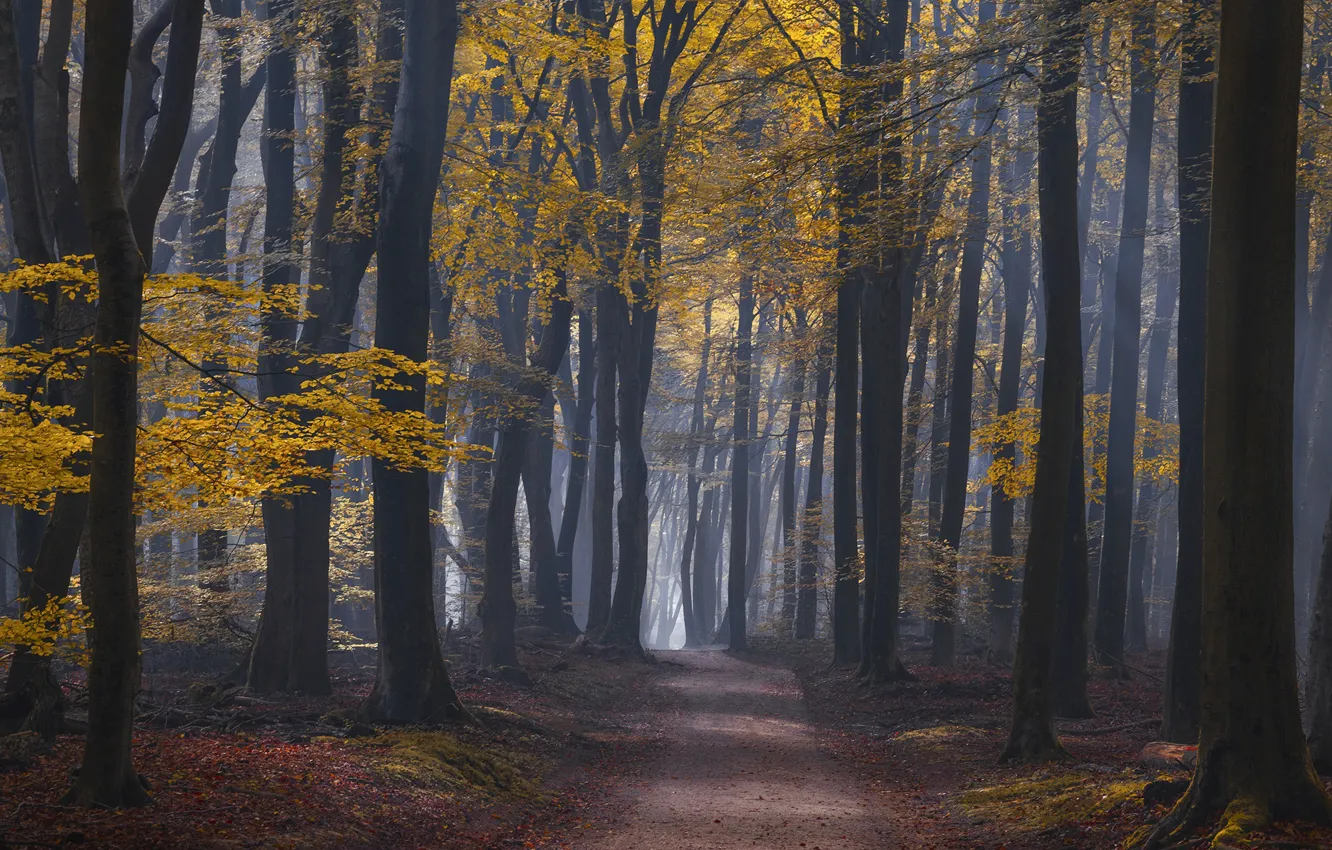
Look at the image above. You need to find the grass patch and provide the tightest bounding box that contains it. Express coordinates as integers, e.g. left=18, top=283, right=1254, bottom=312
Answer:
left=891, top=725, right=987, bottom=752
left=960, top=770, right=1146, bottom=831
left=351, top=731, right=542, bottom=800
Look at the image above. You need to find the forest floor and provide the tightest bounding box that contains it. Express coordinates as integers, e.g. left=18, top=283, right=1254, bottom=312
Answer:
left=0, top=637, right=660, bottom=849
left=6, top=637, right=1332, bottom=849
left=544, top=637, right=1332, bottom=850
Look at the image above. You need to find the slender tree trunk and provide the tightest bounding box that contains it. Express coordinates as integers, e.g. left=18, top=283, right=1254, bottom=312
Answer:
left=554, top=311, right=596, bottom=620
left=989, top=111, right=1032, bottom=665
left=587, top=286, right=619, bottom=634
left=797, top=328, right=830, bottom=639
left=933, top=0, right=997, bottom=667
left=1094, top=2, right=1156, bottom=675
left=727, top=274, right=754, bottom=649
left=679, top=300, right=712, bottom=646
left=900, top=274, right=934, bottom=515
left=1126, top=190, right=1176, bottom=653
left=1001, top=0, right=1082, bottom=763
left=1142, top=0, right=1332, bottom=840
left=780, top=335, right=805, bottom=632
left=1161, top=0, right=1212, bottom=746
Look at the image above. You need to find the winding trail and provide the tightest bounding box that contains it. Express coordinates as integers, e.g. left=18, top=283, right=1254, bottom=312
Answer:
left=572, top=649, right=908, bottom=849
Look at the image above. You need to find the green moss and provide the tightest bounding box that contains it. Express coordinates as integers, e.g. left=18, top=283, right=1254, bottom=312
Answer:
left=1213, top=796, right=1271, bottom=846
left=892, top=725, right=987, bottom=753
left=351, top=731, right=541, bottom=801
left=960, top=770, right=1147, bottom=831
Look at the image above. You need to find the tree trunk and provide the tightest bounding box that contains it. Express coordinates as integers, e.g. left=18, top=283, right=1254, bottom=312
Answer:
left=249, top=0, right=319, bottom=695
left=587, top=285, right=619, bottom=634
left=1093, top=2, right=1156, bottom=675
left=1126, top=189, right=1176, bottom=653
left=933, top=0, right=997, bottom=667
left=364, top=0, right=467, bottom=723
left=1160, top=0, right=1212, bottom=747
left=679, top=300, right=712, bottom=646
left=796, top=328, right=830, bottom=640
left=989, top=111, right=1032, bottom=666
left=831, top=234, right=861, bottom=664
left=727, top=274, right=754, bottom=649
left=554, top=311, right=596, bottom=619
left=1001, top=0, right=1082, bottom=763
left=1306, top=491, right=1332, bottom=772
left=780, top=328, right=805, bottom=633
left=1053, top=379, right=1094, bottom=718
left=1143, top=0, right=1332, bottom=840
left=63, top=0, right=148, bottom=806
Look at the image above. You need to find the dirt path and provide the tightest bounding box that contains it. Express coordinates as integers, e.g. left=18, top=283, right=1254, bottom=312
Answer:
left=567, top=649, right=907, bottom=850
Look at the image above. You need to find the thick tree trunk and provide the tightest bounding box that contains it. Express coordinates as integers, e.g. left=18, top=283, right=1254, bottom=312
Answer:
left=831, top=255, right=861, bottom=664
left=1142, top=1, right=1332, bottom=843
left=1053, top=380, right=1094, bottom=718
left=1001, top=0, right=1082, bottom=763
left=830, top=0, right=861, bottom=667
left=249, top=0, right=318, bottom=695
left=63, top=0, right=149, bottom=806
left=1161, top=0, right=1212, bottom=746
left=1093, top=3, right=1156, bottom=675
left=364, top=0, right=467, bottom=723
left=1306, top=494, right=1332, bottom=772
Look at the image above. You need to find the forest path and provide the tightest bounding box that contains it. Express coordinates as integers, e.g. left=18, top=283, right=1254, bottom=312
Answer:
left=570, top=649, right=907, bottom=849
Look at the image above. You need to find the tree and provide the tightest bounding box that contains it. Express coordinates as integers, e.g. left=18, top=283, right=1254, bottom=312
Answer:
left=63, top=0, right=150, bottom=808
left=932, top=0, right=997, bottom=668
left=1160, top=0, right=1212, bottom=746
left=365, top=0, right=468, bottom=723
left=1141, top=0, right=1332, bottom=842
left=1093, top=0, right=1157, bottom=676
left=796, top=325, right=831, bottom=640
left=728, top=272, right=755, bottom=649
left=989, top=105, right=1033, bottom=666
left=830, top=0, right=862, bottom=668
left=1001, top=0, right=1083, bottom=764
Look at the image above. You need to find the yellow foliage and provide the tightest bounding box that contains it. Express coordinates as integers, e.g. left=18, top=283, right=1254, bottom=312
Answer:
left=0, top=595, right=91, bottom=665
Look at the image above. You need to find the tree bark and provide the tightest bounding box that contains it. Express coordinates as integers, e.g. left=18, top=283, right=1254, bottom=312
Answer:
left=779, top=320, right=806, bottom=633
left=1160, top=0, right=1212, bottom=746
left=1001, top=0, right=1082, bottom=764
left=1126, top=189, right=1176, bottom=653
left=364, top=0, right=467, bottom=723
left=933, top=0, right=997, bottom=667
left=679, top=300, right=712, bottom=646
left=63, top=0, right=149, bottom=807
left=796, top=325, right=831, bottom=640
left=1093, top=2, right=1156, bottom=676
left=554, top=311, right=596, bottom=618
left=587, top=285, right=619, bottom=634
left=989, top=110, right=1032, bottom=666
left=727, top=273, right=754, bottom=650
left=1143, top=0, right=1332, bottom=841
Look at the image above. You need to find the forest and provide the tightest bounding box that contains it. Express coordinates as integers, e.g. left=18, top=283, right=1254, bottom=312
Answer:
left=0, top=0, right=1327, bottom=846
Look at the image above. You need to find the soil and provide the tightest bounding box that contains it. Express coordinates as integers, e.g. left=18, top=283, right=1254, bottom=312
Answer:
left=568, top=649, right=912, bottom=849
